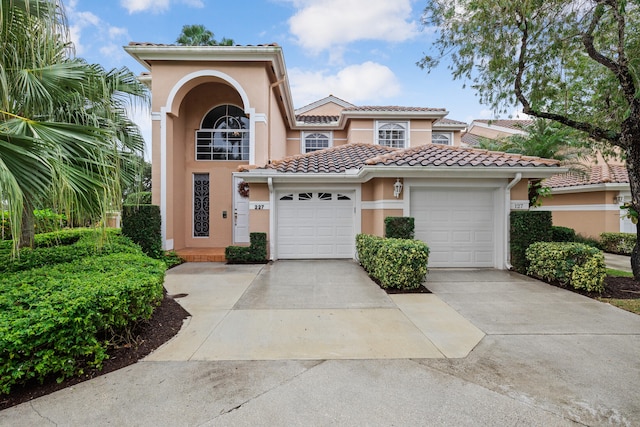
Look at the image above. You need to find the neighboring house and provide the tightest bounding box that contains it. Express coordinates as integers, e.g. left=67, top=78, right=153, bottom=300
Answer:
left=125, top=43, right=562, bottom=268
left=463, top=119, right=632, bottom=237
left=537, top=159, right=632, bottom=237
left=461, top=119, right=533, bottom=147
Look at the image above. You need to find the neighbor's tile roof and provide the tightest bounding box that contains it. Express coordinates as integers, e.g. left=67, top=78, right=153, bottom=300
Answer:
left=266, top=143, right=559, bottom=173
left=267, top=143, right=397, bottom=173
left=434, top=118, right=467, bottom=126
left=461, top=133, right=483, bottom=146
left=128, top=41, right=279, bottom=47
left=473, top=119, right=534, bottom=131
left=544, top=164, right=629, bottom=188
left=365, top=144, right=560, bottom=168
left=343, top=106, right=447, bottom=113
left=295, top=115, right=340, bottom=124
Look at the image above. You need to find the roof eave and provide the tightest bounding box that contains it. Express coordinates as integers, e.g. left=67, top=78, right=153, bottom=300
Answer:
left=549, top=182, right=630, bottom=194
left=237, top=165, right=567, bottom=183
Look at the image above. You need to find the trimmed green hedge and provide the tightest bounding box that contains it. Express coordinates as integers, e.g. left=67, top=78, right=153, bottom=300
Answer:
left=0, top=229, right=138, bottom=274
left=600, top=232, right=636, bottom=255
left=384, top=217, right=415, bottom=239
left=122, top=204, right=162, bottom=257
left=225, top=232, right=268, bottom=263
left=0, top=252, right=166, bottom=394
left=526, top=242, right=605, bottom=293
left=551, top=226, right=576, bottom=242
left=510, top=211, right=552, bottom=273
left=356, top=234, right=429, bottom=289
left=124, top=191, right=152, bottom=205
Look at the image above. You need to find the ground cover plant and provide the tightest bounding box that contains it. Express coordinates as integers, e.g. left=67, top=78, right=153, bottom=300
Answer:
left=0, top=228, right=175, bottom=398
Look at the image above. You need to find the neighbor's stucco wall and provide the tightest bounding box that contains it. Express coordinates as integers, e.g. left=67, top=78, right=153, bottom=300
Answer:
left=539, top=190, right=622, bottom=238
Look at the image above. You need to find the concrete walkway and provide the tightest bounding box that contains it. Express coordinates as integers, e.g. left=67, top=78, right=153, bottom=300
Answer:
left=2, top=262, right=639, bottom=426
left=605, top=252, right=632, bottom=272
left=146, top=260, right=483, bottom=361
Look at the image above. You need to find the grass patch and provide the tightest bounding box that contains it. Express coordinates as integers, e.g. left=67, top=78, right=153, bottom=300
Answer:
left=606, top=268, right=634, bottom=277
left=599, top=298, right=640, bottom=315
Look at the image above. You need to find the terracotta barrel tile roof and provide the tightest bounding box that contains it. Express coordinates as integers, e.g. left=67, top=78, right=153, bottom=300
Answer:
left=267, top=143, right=397, bottom=173
left=343, top=106, right=447, bottom=113
left=265, top=143, right=560, bottom=174
left=295, top=115, right=340, bottom=124
left=434, top=118, right=468, bottom=125
left=545, top=164, right=629, bottom=188
left=366, top=144, right=560, bottom=168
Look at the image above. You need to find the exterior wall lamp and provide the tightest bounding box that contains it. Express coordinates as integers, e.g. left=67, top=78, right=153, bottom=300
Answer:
left=393, top=178, right=403, bottom=198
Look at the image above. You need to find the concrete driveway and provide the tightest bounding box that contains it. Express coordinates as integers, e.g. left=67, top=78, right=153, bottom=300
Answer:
left=1, top=261, right=639, bottom=426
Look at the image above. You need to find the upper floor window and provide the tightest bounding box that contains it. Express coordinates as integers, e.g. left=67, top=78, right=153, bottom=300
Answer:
left=432, top=132, right=452, bottom=145
left=303, top=132, right=332, bottom=153
left=196, top=105, right=249, bottom=161
left=377, top=122, right=407, bottom=148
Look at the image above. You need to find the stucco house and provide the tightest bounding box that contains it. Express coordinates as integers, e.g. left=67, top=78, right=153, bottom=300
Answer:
left=462, top=119, right=632, bottom=238
left=125, top=43, right=563, bottom=268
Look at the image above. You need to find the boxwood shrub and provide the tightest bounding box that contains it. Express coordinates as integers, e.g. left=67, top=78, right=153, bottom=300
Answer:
left=356, top=234, right=429, bottom=289
left=551, top=226, right=576, bottom=242
left=384, top=217, right=415, bottom=239
left=510, top=211, right=552, bottom=273
left=600, top=232, right=636, bottom=255
left=225, top=232, right=268, bottom=263
left=0, top=229, right=140, bottom=274
left=0, top=252, right=166, bottom=394
left=525, top=242, right=605, bottom=293
left=122, top=204, right=162, bottom=258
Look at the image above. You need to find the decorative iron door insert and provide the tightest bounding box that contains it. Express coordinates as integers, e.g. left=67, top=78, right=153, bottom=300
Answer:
left=193, top=173, right=210, bottom=237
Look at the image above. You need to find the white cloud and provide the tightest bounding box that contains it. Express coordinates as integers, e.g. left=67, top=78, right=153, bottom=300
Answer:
left=67, top=3, right=130, bottom=62
left=289, top=61, right=401, bottom=107
left=120, top=0, right=203, bottom=14
left=288, top=0, right=418, bottom=54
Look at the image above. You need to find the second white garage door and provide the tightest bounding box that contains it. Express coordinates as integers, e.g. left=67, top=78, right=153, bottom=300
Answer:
left=277, top=191, right=355, bottom=259
left=411, top=188, right=496, bottom=267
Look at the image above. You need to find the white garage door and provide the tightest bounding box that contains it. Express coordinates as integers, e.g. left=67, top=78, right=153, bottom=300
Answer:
left=277, top=191, right=355, bottom=259
left=411, top=188, right=495, bottom=267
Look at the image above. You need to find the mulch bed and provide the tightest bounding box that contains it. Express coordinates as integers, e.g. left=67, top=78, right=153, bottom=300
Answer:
left=0, top=291, right=190, bottom=411
left=594, top=276, right=640, bottom=299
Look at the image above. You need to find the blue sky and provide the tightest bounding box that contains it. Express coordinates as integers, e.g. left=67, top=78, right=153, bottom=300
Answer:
left=66, top=0, right=512, bottom=148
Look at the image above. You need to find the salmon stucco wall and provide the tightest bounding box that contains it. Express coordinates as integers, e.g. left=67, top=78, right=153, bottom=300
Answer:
left=248, top=183, right=270, bottom=242
left=541, top=191, right=622, bottom=238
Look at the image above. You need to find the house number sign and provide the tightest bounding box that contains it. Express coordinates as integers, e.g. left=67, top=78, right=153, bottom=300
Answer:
left=250, top=202, right=270, bottom=210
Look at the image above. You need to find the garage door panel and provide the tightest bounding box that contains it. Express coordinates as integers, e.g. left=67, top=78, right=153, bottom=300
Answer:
left=412, top=188, right=495, bottom=268
left=277, top=192, right=355, bottom=259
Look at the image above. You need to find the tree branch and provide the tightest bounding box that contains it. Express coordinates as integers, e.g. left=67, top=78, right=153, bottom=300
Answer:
left=514, top=8, right=622, bottom=145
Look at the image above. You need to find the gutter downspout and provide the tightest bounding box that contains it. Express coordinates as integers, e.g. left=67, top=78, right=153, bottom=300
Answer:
left=268, top=177, right=275, bottom=260
left=505, top=173, right=522, bottom=270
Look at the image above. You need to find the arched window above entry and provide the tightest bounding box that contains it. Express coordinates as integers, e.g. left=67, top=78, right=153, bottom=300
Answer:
left=196, top=105, right=250, bottom=161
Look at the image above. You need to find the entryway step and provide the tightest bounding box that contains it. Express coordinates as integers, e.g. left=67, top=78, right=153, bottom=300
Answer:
left=174, top=248, right=227, bottom=262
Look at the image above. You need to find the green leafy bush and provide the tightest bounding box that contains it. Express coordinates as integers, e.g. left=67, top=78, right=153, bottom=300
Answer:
left=124, top=191, right=152, bottom=205
left=356, top=234, right=429, bottom=289
left=0, top=252, right=166, bottom=394
left=551, top=226, right=576, bottom=242
left=600, top=232, right=636, bottom=255
left=573, top=233, right=602, bottom=249
left=0, top=229, right=139, bottom=273
left=122, top=205, right=162, bottom=258
left=384, top=217, right=415, bottom=239
left=510, top=211, right=552, bottom=273
left=526, top=242, right=605, bottom=293
left=225, top=232, right=268, bottom=263
left=33, top=209, right=67, bottom=233
left=355, top=234, right=385, bottom=273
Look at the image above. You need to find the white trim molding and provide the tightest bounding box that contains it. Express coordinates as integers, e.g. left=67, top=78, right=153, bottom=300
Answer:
left=361, top=200, right=404, bottom=210
left=534, top=204, right=621, bottom=211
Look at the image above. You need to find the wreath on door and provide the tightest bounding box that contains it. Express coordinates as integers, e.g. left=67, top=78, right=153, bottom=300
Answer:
left=237, top=180, right=250, bottom=198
